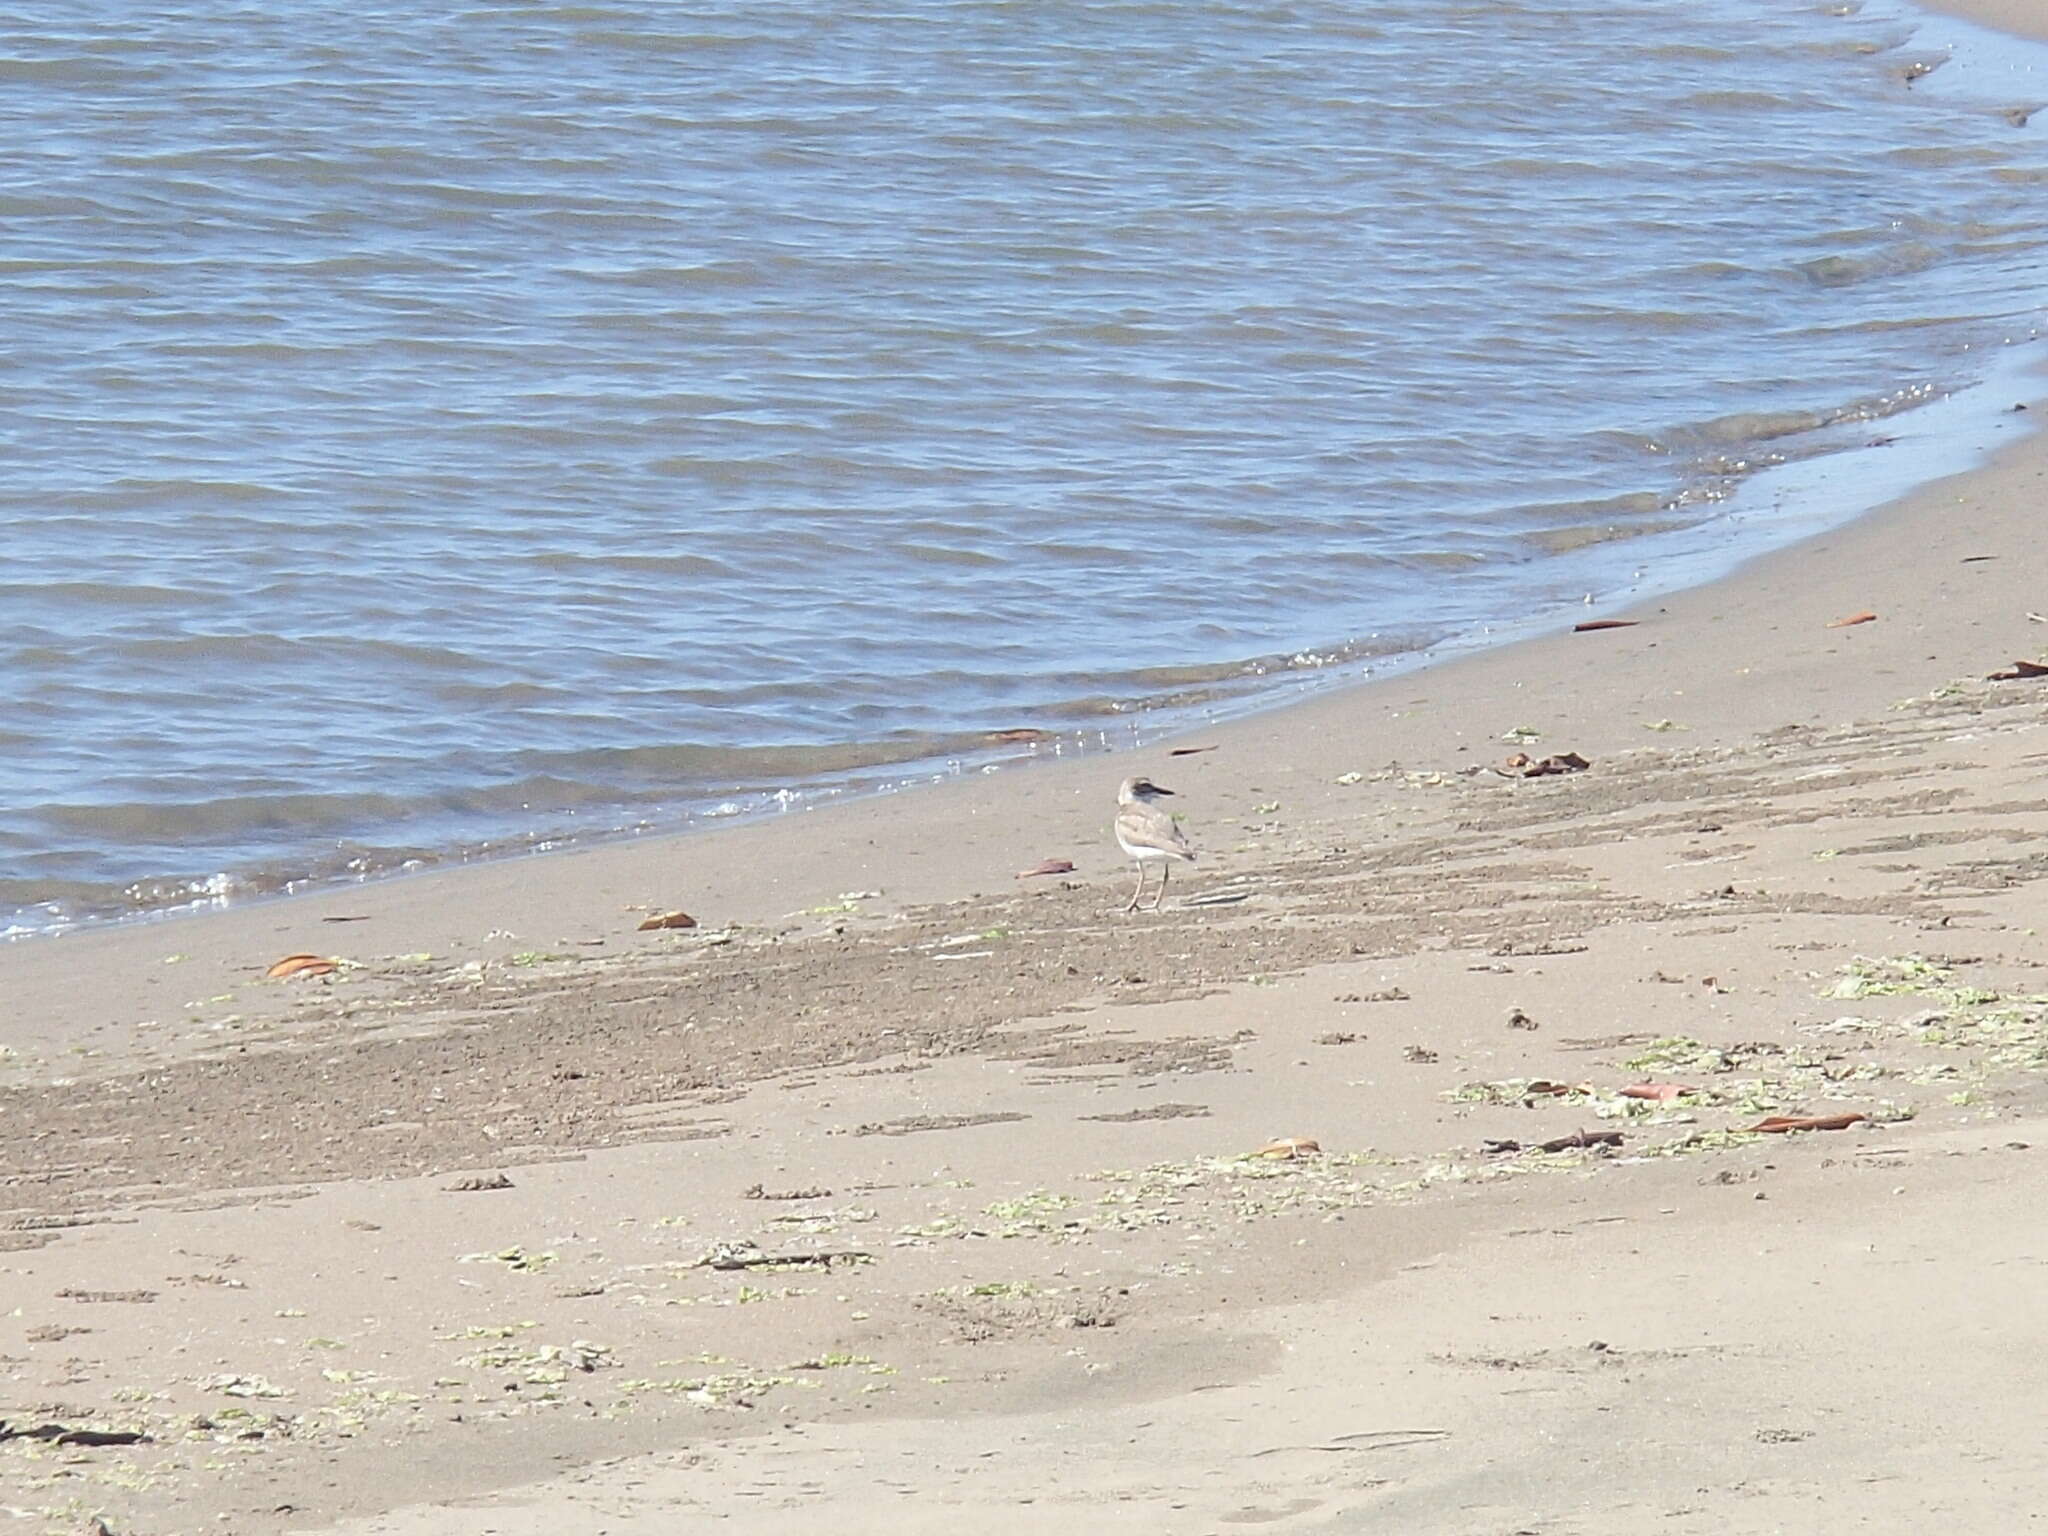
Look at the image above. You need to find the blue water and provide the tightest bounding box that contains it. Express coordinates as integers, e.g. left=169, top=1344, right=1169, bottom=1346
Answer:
left=2, top=0, right=2045, bottom=934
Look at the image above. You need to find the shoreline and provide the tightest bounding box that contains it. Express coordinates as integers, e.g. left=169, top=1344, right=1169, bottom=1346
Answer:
left=4, top=349, right=2043, bottom=1070
left=13, top=0, right=2048, bottom=945
left=16, top=349, right=2044, bottom=948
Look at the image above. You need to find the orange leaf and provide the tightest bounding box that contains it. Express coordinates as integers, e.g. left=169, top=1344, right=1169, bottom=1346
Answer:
left=1987, top=660, right=2048, bottom=681
left=1169, top=744, right=1219, bottom=756
left=1826, top=611, right=1878, bottom=628
left=1620, top=1083, right=1695, bottom=1102
left=1748, top=1112, right=1868, bottom=1134
left=265, top=953, right=335, bottom=980
left=637, top=910, right=698, bottom=931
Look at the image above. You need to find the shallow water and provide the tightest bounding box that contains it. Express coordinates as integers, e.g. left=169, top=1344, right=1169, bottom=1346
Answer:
left=3, top=0, right=2046, bottom=934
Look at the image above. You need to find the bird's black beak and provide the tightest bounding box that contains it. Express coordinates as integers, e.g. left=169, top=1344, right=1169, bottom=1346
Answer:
left=1150, top=784, right=1176, bottom=795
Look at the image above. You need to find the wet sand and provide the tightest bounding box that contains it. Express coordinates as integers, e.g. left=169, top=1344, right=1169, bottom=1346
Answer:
left=6, top=17, right=2048, bottom=1527
left=1913, top=0, right=2048, bottom=35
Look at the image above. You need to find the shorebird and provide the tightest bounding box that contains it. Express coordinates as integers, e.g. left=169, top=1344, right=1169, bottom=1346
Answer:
left=1115, top=775, right=1196, bottom=912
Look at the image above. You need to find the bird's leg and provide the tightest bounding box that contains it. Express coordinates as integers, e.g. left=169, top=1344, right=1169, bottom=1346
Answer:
left=1124, top=861, right=1146, bottom=913
left=1152, top=861, right=1170, bottom=911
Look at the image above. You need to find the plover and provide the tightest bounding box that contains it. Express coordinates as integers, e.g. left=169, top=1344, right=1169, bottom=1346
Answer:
left=1115, top=775, right=1196, bottom=912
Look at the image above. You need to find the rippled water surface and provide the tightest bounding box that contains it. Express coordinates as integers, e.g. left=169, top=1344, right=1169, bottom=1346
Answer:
left=4, top=0, right=2046, bottom=932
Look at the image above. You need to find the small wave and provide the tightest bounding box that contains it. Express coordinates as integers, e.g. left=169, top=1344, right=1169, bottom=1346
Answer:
left=1676, top=409, right=1831, bottom=446
left=509, top=738, right=959, bottom=786
left=33, top=792, right=422, bottom=843
left=517, top=550, right=738, bottom=579
left=0, top=581, right=227, bottom=610
left=1794, top=242, right=1941, bottom=288
left=1557, top=306, right=1721, bottom=335
left=893, top=543, right=1006, bottom=568
left=1525, top=517, right=1693, bottom=557
left=570, top=28, right=765, bottom=53
left=1501, top=490, right=1669, bottom=526
left=0, top=58, right=160, bottom=89
left=576, top=261, right=770, bottom=289
left=45, top=479, right=292, bottom=511
left=428, top=681, right=575, bottom=707
left=1677, top=90, right=1802, bottom=111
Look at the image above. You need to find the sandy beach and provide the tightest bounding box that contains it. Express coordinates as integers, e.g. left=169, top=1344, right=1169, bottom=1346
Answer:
left=8, top=13, right=2048, bottom=1532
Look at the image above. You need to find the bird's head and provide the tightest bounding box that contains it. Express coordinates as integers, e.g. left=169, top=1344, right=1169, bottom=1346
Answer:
left=1119, top=776, right=1174, bottom=803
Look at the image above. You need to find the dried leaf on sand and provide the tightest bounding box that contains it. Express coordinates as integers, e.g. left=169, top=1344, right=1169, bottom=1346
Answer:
left=1537, top=1129, right=1623, bottom=1152
left=1497, top=751, right=1591, bottom=778
left=1749, top=1113, right=1868, bottom=1134
left=637, top=910, right=698, bottom=931
left=446, top=1172, right=515, bottom=1193
left=1015, top=858, right=1076, bottom=879
left=0, top=1421, right=149, bottom=1447
left=1620, top=1083, right=1696, bottom=1102
left=1254, top=1136, right=1321, bottom=1160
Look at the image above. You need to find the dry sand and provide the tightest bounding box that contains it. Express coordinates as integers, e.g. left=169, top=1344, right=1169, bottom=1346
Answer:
left=7, top=18, right=2048, bottom=1527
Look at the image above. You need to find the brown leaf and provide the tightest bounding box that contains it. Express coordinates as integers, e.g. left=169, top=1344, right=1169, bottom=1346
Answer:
left=1749, top=1113, right=1867, bottom=1134
left=986, top=728, right=1052, bottom=744
left=1537, top=1129, right=1624, bottom=1152
left=1015, top=858, right=1076, bottom=879
left=1169, top=744, right=1219, bottom=756
left=1504, top=751, right=1591, bottom=778
left=637, top=910, right=698, bottom=931
left=1573, top=619, right=1639, bottom=632
left=1826, top=610, right=1878, bottom=628
left=1620, top=1083, right=1696, bottom=1102
left=1987, top=660, right=2048, bottom=681
left=446, top=1172, right=514, bottom=1193
left=264, top=953, right=335, bottom=981
left=1537, top=751, right=1590, bottom=775
left=1254, top=1136, right=1321, bottom=1160
left=742, top=1183, right=833, bottom=1201
left=0, top=1423, right=149, bottom=1448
